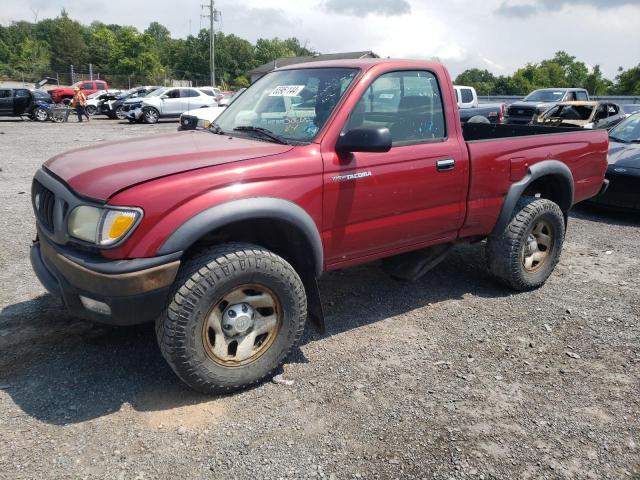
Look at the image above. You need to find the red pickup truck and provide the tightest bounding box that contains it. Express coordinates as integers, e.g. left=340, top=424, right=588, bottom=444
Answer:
left=48, top=80, right=110, bottom=104
left=30, top=59, right=608, bottom=393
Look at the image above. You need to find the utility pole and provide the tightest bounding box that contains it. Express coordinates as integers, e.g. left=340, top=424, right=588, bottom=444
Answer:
left=201, top=0, right=221, bottom=87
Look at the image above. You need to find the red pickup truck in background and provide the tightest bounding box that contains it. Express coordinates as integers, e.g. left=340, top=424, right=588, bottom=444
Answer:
left=48, top=79, right=110, bottom=104
left=30, top=59, right=608, bottom=394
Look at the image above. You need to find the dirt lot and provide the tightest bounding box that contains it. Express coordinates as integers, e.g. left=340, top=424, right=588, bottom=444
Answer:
left=0, top=117, right=638, bottom=480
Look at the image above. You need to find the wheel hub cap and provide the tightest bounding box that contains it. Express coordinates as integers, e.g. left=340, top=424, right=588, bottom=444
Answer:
left=222, top=303, right=255, bottom=336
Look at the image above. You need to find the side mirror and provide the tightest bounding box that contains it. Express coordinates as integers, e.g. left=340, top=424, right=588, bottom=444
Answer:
left=336, top=127, right=392, bottom=154
left=160, top=94, right=169, bottom=100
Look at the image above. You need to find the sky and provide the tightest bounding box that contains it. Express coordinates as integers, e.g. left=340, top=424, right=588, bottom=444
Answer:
left=1, top=0, right=639, bottom=79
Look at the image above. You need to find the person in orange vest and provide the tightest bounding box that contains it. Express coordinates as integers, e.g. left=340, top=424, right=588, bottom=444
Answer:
left=70, top=87, right=89, bottom=122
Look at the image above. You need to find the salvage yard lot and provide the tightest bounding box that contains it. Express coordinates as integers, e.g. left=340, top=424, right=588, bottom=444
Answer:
left=0, top=119, right=639, bottom=479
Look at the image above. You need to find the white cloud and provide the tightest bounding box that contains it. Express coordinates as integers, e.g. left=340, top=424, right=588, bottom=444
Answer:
left=1, top=0, right=638, bottom=79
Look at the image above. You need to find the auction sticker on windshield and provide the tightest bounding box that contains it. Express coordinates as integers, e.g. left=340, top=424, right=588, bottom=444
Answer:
left=269, top=85, right=305, bottom=97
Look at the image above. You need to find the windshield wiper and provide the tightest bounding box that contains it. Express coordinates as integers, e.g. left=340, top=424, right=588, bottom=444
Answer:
left=233, top=126, right=289, bottom=145
left=209, top=122, right=224, bottom=135
left=609, top=136, right=629, bottom=143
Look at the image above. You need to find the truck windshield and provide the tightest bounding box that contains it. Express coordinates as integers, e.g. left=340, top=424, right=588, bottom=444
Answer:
left=213, top=67, right=359, bottom=144
left=524, top=90, right=567, bottom=102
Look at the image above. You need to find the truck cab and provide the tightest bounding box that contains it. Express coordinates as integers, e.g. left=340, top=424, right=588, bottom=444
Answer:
left=453, top=85, right=478, bottom=109
left=505, top=88, right=590, bottom=125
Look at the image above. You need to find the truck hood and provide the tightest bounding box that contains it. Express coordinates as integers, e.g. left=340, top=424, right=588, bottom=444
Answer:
left=45, top=132, right=294, bottom=201
left=509, top=101, right=555, bottom=112
left=608, top=141, right=640, bottom=168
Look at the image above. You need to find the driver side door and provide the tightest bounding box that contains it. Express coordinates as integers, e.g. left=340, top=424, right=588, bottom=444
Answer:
left=0, top=90, right=13, bottom=115
left=322, top=70, right=469, bottom=266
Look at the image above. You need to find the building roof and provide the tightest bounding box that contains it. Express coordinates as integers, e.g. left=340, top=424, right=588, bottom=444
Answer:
left=248, top=51, right=378, bottom=76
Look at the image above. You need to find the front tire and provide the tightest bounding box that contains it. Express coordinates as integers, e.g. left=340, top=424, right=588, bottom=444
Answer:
left=114, top=106, right=126, bottom=120
left=85, top=105, right=97, bottom=116
left=143, top=107, right=160, bottom=124
left=157, top=243, right=307, bottom=394
left=487, top=197, right=565, bottom=291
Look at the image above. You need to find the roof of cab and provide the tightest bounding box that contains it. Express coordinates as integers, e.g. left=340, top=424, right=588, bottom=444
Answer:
left=276, top=58, right=446, bottom=72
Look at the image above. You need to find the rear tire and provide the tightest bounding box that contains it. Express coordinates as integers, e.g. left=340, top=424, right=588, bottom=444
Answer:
left=32, top=106, right=50, bottom=122
left=487, top=197, right=565, bottom=291
left=156, top=243, right=307, bottom=394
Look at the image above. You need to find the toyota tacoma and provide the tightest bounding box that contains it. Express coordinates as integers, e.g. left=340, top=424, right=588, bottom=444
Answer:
left=30, top=59, right=609, bottom=393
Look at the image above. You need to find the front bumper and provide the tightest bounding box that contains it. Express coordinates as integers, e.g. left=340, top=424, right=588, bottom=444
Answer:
left=31, top=237, right=180, bottom=325
left=124, top=107, right=143, bottom=120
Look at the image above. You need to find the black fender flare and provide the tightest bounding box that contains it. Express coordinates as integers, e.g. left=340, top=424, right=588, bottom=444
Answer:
left=158, top=197, right=324, bottom=278
left=491, top=160, right=574, bottom=236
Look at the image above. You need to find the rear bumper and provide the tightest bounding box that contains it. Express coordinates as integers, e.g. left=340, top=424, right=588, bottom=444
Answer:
left=31, top=237, right=180, bottom=325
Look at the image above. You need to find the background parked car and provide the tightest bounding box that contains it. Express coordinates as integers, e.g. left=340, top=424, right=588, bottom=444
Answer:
left=125, top=87, right=217, bottom=124
left=453, top=85, right=505, bottom=124
left=85, top=89, right=122, bottom=116
left=218, top=88, right=246, bottom=107
left=534, top=101, right=625, bottom=130
left=48, top=80, right=109, bottom=104
left=588, top=113, right=640, bottom=211
left=99, top=86, right=160, bottom=119
left=505, top=88, right=590, bottom=124
left=0, top=88, right=53, bottom=121
left=197, top=86, right=223, bottom=101
left=178, top=88, right=247, bottom=130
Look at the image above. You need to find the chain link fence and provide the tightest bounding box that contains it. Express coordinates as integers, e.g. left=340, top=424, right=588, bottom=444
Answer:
left=0, top=67, right=214, bottom=89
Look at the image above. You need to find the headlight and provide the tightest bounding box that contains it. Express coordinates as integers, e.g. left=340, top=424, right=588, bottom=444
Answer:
left=68, top=206, right=142, bottom=246
left=197, top=119, right=211, bottom=129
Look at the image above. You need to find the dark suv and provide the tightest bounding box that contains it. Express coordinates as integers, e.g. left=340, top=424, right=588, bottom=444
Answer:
left=0, top=88, right=53, bottom=121
left=505, top=88, right=590, bottom=125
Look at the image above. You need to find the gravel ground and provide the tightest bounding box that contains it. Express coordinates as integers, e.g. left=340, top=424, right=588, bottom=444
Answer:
left=0, top=117, right=639, bottom=480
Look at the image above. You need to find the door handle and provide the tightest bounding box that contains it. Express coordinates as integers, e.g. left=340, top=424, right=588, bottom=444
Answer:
left=436, top=159, right=455, bottom=171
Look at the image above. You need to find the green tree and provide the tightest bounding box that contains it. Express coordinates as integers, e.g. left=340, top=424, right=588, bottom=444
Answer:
left=254, top=38, right=297, bottom=65
left=48, top=10, right=88, bottom=71
left=612, top=65, right=640, bottom=95
left=14, top=37, right=50, bottom=74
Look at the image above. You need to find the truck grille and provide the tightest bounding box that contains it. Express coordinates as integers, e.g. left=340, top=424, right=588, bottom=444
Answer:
left=32, top=179, right=56, bottom=232
left=507, top=106, right=536, bottom=117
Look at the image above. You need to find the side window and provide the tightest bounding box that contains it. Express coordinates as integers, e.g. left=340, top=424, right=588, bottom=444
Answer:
left=15, top=89, right=30, bottom=98
left=165, top=89, right=180, bottom=99
left=343, top=70, right=446, bottom=146
left=96, top=82, right=106, bottom=90
left=461, top=88, right=474, bottom=104
left=201, top=89, right=215, bottom=96
left=565, top=91, right=576, bottom=101
left=594, top=105, right=607, bottom=121
left=181, top=89, right=200, bottom=98
left=607, top=104, right=619, bottom=116
left=82, top=82, right=93, bottom=90
left=576, top=91, right=588, bottom=101
left=455, top=89, right=460, bottom=103
left=0, top=90, right=11, bottom=98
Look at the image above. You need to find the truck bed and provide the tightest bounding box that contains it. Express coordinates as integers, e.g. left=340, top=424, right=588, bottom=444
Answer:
left=459, top=122, right=609, bottom=239
left=462, top=122, right=583, bottom=142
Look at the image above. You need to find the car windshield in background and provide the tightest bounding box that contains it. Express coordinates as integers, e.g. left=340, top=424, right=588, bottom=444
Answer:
left=543, top=104, right=593, bottom=120
left=524, top=90, right=566, bottom=102
left=608, top=113, right=640, bottom=143
left=622, top=104, right=640, bottom=115
left=145, top=88, right=168, bottom=98
left=213, top=67, right=359, bottom=144
left=32, top=90, right=50, bottom=99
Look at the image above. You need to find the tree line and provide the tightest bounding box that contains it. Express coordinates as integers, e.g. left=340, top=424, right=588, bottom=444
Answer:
left=0, top=10, right=314, bottom=88
left=455, top=51, right=640, bottom=96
